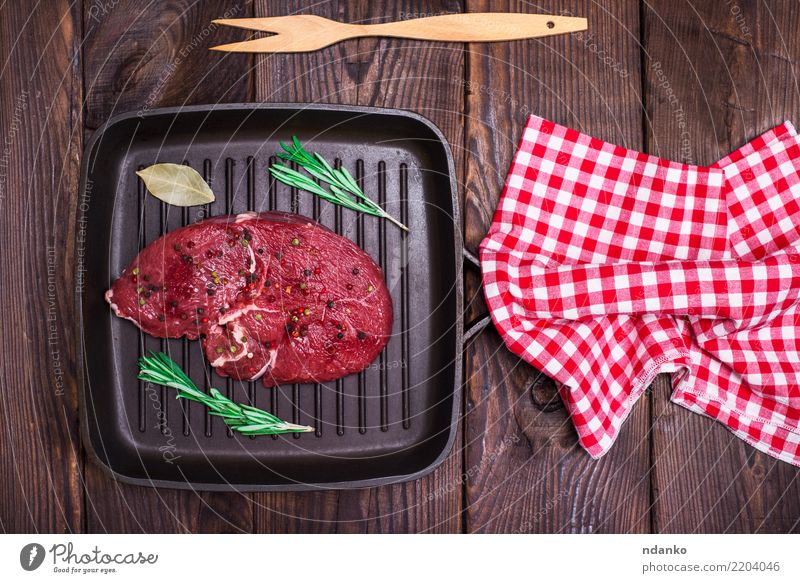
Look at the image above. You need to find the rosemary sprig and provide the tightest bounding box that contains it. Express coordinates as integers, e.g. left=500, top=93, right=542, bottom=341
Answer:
left=137, top=352, right=313, bottom=436
left=269, top=137, right=409, bottom=232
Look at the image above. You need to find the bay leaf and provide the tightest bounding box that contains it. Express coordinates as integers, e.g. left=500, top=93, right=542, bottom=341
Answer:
left=136, top=163, right=215, bottom=206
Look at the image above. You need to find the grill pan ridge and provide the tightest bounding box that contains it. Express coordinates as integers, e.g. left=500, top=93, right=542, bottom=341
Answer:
left=77, top=103, right=463, bottom=491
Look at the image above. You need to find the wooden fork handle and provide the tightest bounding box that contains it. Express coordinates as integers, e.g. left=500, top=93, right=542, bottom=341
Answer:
left=359, top=13, right=587, bottom=42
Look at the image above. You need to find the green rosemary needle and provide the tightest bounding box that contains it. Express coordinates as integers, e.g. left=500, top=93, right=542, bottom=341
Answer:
left=137, top=352, right=313, bottom=436
left=269, top=137, right=409, bottom=232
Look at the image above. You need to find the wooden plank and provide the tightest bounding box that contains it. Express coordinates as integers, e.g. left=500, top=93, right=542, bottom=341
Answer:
left=81, top=0, right=256, bottom=533
left=252, top=0, right=464, bottom=533
left=0, top=1, right=83, bottom=532
left=83, top=0, right=253, bottom=129
left=644, top=0, right=800, bottom=533
left=463, top=0, right=652, bottom=533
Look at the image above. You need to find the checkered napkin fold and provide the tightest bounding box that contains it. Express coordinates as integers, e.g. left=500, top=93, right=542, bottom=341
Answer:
left=479, top=115, right=800, bottom=466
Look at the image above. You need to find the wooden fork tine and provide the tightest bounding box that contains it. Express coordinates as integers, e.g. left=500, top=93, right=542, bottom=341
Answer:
left=210, top=35, right=300, bottom=54
left=212, top=17, right=288, bottom=33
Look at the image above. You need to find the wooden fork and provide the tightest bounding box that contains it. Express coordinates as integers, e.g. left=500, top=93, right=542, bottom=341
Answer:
left=210, top=13, right=588, bottom=53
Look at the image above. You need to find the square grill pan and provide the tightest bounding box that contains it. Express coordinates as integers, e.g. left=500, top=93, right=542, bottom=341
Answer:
left=77, top=104, right=462, bottom=491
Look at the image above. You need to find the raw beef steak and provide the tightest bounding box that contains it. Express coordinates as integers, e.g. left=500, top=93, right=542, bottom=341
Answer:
left=106, top=211, right=393, bottom=386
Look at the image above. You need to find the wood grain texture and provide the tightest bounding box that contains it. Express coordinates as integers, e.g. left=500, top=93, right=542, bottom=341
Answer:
left=252, top=0, right=464, bottom=533
left=80, top=0, right=257, bottom=534
left=0, top=0, right=83, bottom=532
left=83, top=0, right=254, bottom=129
left=463, top=0, right=652, bottom=533
left=643, top=0, right=800, bottom=533
left=254, top=0, right=356, bottom=104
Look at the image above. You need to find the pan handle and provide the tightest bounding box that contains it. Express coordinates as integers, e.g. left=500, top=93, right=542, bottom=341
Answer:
left=463, top=247, right=492, bottom=343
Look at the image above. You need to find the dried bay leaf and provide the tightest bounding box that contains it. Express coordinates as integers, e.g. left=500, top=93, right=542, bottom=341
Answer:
left=136, top=163, right=215, bottom=206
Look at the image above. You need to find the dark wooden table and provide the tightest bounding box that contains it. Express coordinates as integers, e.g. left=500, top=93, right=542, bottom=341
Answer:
left=2, top=0, right=799, bottom=533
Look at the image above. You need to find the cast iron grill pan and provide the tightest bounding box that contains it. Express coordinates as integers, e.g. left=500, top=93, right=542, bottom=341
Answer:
left=77, top=104, right=462, bottom=490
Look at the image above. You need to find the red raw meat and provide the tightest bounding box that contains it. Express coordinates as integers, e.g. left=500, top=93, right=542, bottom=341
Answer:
left=106, top=211, right=393, bottom=386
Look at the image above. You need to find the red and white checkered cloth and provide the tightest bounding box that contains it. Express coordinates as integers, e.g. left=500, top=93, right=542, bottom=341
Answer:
left=479, top=114, right=800, bottom=465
